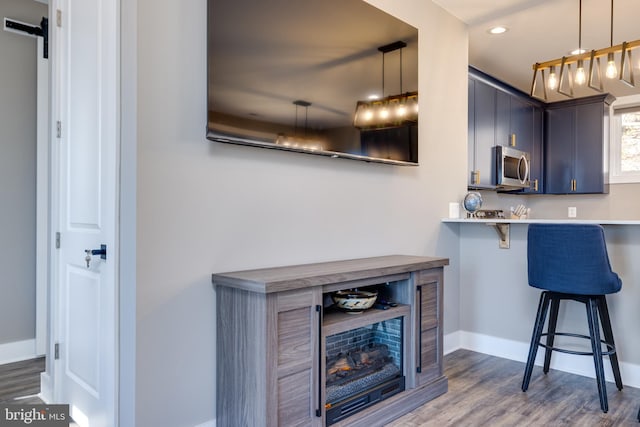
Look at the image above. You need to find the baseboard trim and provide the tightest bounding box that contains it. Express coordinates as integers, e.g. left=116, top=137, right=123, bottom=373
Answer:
left=444, top=331, right=640, bottom=389
left=0, top=339, right=37, bottom=365
left=443, top=331, right=461, bottom=356
left=39, top=371, right=52, bottom=404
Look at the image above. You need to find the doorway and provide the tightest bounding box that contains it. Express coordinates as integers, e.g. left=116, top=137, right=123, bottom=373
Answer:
left=0, top=1, right=48, bottom=365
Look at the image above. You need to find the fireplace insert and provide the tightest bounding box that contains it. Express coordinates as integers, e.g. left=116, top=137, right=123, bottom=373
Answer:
left=325, top=316, right=405, bottom=425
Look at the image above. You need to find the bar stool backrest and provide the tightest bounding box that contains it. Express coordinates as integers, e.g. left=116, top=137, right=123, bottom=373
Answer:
left=527, top=224, right=622, bottom=295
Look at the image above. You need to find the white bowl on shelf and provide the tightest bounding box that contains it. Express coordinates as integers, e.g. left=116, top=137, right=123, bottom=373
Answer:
left=332, top=290, right=378, bottom=314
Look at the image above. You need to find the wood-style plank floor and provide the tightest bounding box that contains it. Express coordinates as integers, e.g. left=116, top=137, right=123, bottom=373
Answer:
left=0, top=357, right=79, bottom=426
left=0, top=356, right=45, bottom=405
left=389, top=349, right=640, bottom=426
left=3, top=351, right=640, bottom=425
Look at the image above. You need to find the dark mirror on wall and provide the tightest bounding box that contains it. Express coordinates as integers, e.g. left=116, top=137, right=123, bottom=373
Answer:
left=207, top=0, right=419, bottom=165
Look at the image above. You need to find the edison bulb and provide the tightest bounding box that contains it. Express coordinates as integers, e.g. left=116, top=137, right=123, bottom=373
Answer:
left=606, top=53, right=618, bottom=79
left=575, top=60, right=586, bottom=85
left=396, top=104, right=407, bottom=117
left=379, top=107, right=390, bottom=120
left=548, top=68, right=558, bottom=90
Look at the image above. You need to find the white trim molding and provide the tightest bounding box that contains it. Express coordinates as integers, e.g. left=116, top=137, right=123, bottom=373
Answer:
left=0, top=339, right=37, bottom=365
left=445, top=331, right=640, bottom=389
left=39, top=372, right=53, bottom=404
left=610, top=95, right=640, bottom=184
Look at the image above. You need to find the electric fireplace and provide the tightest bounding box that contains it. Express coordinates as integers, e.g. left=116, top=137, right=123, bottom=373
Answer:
left=213, top=255, right=449, bottom=427
left=324, top=315, right=406, bottom=425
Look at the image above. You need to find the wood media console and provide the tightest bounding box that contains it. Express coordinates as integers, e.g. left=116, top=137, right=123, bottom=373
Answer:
left=212, top=255, right=449, bottom=427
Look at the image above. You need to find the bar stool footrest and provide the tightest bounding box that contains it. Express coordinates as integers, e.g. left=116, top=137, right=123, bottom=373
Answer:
left=539, top=332, right=616, bottom=356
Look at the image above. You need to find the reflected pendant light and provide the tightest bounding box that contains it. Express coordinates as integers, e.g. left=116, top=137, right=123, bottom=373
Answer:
left=353, top=41, right=418, bottom=130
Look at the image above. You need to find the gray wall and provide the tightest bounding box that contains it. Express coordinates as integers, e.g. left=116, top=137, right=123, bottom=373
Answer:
left=0, top=0, right=47, bottom=346
left=457, top=185, right=640, bottom=377
left=132, top=0, right=468, bottom=425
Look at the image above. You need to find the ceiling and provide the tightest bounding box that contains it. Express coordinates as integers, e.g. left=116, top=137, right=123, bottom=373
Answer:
left=434, top=0, right=640, bottom=102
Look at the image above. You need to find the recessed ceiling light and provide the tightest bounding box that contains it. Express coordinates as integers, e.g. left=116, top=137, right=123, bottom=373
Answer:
left=488, top=26, right=508, bottom=35
left=570, top=48, right=588, bottom=55
left=368, top=94, right=380, bottom=100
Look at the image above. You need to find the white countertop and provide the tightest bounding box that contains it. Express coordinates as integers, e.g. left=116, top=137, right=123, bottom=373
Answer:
left=442, top=218, right=640, bottom=225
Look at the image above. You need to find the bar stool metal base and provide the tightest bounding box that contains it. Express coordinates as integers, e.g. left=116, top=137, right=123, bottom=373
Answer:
left=521, top=291, right=623, bottom=413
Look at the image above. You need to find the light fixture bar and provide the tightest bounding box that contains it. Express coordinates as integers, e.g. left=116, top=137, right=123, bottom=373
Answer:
left=530, top=0, right=638, bottom=99
left=531, top=39, right=640, bottom=98
left=533, top=39, right=640, bottom=70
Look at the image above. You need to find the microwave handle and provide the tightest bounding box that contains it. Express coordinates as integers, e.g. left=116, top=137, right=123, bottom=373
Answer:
left=517, top=155, right=529, bottom=184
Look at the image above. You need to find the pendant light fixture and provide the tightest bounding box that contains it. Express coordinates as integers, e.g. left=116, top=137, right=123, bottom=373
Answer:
left=530, top=0, right=638, bottom=100
left=353, top=41, right=418, bottom=130
left=574, top=0, right=586, bottom=86
left=275, top=100, right=324, bottom=151
left=606, top=0, right=617, bottom=79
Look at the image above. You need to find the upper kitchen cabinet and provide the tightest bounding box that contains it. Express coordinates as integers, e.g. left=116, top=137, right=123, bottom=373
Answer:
left=496, top=91, right=544, bottom=193
left=544, top=94, right=614, bottom=194
left=468, top=67, right=544, bottom=192
left=468, top=74, right=496, bottom=188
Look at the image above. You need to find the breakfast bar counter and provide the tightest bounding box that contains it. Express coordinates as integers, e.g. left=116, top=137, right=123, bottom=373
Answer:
left=442, top=218, right=640, bottom=225
left=443, top=218, right=640, bottom=392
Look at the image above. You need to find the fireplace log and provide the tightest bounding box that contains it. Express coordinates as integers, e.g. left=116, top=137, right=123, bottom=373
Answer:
left=326, top=344, right=393, bottom=387
left=326, top=355, right=354, bottom=376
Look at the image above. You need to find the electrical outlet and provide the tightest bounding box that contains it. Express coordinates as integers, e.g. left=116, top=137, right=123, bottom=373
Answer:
left=568, top=207, right=577, bottom=218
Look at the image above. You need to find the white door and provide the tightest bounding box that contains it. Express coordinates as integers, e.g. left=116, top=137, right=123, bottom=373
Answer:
left=50, top=0, right=118, bottom=425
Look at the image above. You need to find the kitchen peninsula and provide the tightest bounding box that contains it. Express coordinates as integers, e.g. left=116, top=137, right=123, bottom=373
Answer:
left=443, top=216, right=640, bottom=389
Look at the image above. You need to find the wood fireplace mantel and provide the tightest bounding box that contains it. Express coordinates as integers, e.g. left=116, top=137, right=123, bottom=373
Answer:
left=212, top=255, right=449, bottom=427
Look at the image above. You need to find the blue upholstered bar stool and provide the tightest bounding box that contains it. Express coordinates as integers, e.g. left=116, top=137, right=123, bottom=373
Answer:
left=521, top=224, right=623, bottom=413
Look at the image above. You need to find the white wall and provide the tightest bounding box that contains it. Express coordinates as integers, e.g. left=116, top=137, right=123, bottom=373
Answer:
left=134, top=0, right=467, bottom=425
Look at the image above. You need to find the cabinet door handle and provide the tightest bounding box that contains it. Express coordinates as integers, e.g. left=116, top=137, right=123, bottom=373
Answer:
left=416, top=286, right=422, bottom=374
left=315, top=305, right=322, bottom=418
left=474, top=170, right=480, bottom=185
left=533, top=179, right=539, bottom=192
left=510, top=133, right=516, bottom=147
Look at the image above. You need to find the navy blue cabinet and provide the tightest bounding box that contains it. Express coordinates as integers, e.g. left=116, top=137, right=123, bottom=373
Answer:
left=528, top=107, right=544, bottom=193
left=496, top=91, right=544, bottom=193
left=468, top=75, right=497, bottom=188
left=544, top=94, right=614, bottom=194
left=468, top=67, right=544, bottom=192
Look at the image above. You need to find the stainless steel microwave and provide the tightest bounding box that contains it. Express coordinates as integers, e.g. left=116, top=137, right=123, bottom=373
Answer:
left=494, top=145, right=530, bottom=189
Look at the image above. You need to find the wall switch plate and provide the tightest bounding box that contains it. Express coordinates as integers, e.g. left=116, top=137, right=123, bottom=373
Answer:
left=568, top=207, right=577, bottom=218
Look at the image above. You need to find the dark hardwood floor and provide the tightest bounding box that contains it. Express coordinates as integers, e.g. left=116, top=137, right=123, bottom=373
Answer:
left=389, top=349, right=640, bottom=426
left=0, top=356, right=45, bottom=405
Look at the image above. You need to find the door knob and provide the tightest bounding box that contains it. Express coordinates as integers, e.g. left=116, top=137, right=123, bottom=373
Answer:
left=84, top=244, right=107, bottom=268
